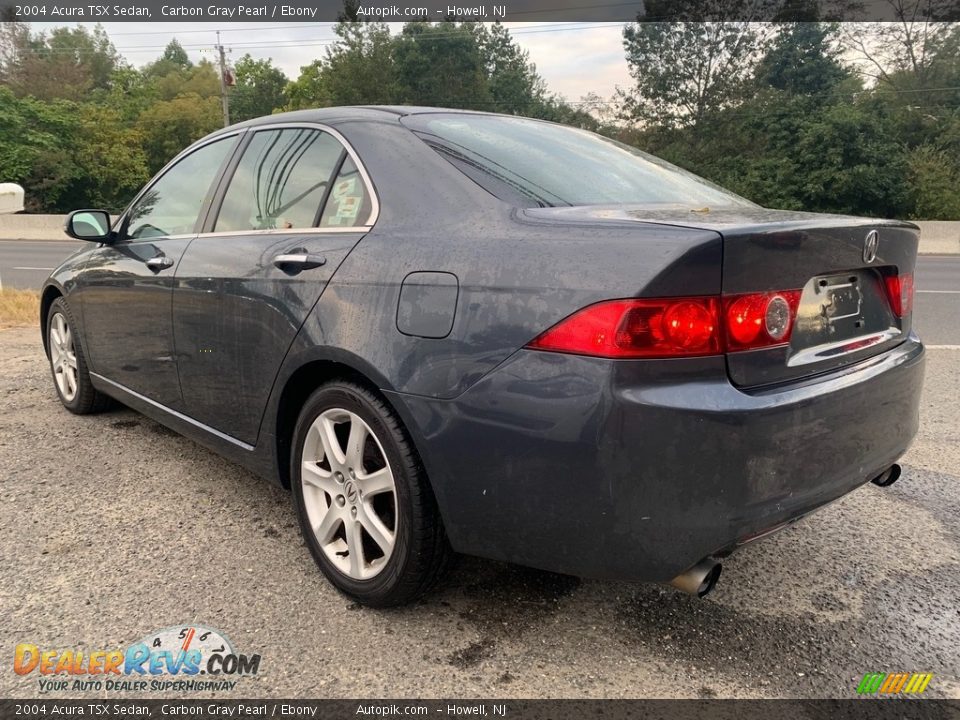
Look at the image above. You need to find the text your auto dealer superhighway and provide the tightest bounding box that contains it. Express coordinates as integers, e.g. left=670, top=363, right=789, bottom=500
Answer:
left=162, top=4, right=318, bottom=16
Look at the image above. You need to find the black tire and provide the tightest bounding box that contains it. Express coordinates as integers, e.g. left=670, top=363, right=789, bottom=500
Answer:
left=45, top=297, right=110, bottom=415
left=291, top=381, right=451, bottom=607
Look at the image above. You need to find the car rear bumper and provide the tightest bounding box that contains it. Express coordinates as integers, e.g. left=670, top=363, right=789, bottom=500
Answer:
left=388, top=335, right=924, bottom=582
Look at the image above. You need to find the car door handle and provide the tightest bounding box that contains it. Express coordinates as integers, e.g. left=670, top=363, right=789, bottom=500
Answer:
left=273, top=253, right=327, bottom=271
left=145, top=255, right=174, bottom=271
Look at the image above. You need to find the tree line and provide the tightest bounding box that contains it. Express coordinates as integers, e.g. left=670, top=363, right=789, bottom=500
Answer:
left=0, top=15, right=958, bottom=219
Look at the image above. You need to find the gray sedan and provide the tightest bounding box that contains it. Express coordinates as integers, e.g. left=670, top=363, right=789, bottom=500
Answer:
left=42, top=107, right=923, bottom=606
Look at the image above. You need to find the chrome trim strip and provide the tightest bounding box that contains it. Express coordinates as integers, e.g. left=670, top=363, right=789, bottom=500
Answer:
left=90, top=373, right=255, bottom=451
left=196, top=226, right=371, bottom=239
left=115, top=122, right=379, bottom=242
left=787, top=328, right=902, bottom=367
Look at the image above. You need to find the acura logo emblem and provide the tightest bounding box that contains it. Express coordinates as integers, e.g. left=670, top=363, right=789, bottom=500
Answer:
left=863, top=230, right=879, bottom=263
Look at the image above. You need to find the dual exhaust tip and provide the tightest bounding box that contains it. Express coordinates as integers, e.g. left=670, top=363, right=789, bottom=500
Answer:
left=668, top=464, right=902, bottom=599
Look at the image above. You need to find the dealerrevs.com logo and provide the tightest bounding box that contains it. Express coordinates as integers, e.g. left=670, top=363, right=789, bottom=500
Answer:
left=14, top=625, right=261, bottom=693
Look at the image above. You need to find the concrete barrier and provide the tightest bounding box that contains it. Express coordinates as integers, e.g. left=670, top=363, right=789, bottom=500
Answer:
left=0, top=214, right=71, bottom=240
left=0, top=213, right=957, bottom=253
left=913, top=221, right=960, bottom=255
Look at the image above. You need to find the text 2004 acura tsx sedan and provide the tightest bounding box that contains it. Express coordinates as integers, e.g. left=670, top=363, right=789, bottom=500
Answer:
left=44, top=107, right=924, bottom=606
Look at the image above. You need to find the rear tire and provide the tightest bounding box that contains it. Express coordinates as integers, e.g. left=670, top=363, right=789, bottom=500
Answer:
left=291, top=381, right=451, bottom=607
left=45, top=297, right=110, bottom=415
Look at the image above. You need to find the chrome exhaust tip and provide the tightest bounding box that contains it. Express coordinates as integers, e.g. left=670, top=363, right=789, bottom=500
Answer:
left=668, top=558, right=722, bottom=597
left=871, top=464, right=902, bottom=488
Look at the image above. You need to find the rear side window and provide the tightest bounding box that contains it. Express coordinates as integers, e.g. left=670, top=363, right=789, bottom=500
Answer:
left=320, top=157, right=372, bottom=227
left=402, top=114, right=754, bottom=209
left=215, top=128, right=344, bottom=232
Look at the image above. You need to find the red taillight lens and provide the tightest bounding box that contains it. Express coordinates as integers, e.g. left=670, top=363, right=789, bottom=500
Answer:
left=526, top=297, right=721, bottom=358
left=884, top=272, right=914, bottom=317
left=526, top=290, right=804, bottom=358
left=723, top=291, right=801, bottom=351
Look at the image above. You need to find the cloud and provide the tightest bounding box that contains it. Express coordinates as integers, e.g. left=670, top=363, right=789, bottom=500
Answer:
left=505, top=23, right=630, bottom=101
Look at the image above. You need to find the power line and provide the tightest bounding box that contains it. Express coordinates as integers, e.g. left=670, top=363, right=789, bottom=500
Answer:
left=82, top=22, right=339, bottom=36
left=10, top=21, right=620, bottom=55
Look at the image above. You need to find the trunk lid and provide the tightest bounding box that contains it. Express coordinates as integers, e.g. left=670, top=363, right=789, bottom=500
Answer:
left=523, top=204, right=918, bottom=387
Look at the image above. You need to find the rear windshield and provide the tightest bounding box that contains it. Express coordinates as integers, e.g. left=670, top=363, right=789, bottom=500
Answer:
left=402, top=113, right=754, bottom=209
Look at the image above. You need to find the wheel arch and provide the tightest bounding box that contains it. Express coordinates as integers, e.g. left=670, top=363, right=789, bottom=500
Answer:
left=272, top=353, right=428, bottom=494
left=39, top=283, right=64, bottom=355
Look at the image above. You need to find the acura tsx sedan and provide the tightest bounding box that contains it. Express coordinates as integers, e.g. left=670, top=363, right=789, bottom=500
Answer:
left=43, top=106, right=923, bottom=606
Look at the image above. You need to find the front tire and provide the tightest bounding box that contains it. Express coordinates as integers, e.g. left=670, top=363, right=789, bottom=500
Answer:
left=45, top=297, right=109, bottom=414
left=291, top=381, right=451, bottom=607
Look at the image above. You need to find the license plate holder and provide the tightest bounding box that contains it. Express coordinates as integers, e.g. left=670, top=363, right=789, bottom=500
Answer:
left=815, top=276, right=863, bottom=324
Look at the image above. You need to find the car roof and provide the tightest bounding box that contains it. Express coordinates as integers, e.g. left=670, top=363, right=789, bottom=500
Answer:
left=219, top=105, right=499, bottom=133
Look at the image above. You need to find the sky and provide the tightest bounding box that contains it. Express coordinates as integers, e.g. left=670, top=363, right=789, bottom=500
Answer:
left=37, top=21, right=633, bottom=102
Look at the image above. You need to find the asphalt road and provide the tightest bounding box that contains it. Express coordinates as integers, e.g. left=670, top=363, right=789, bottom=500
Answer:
left=1, top=335, right=958, bottom=698
left=0, top=240, right=82, bottom=291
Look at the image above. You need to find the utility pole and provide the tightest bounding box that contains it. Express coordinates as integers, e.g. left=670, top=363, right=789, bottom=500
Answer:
left=215, top=31, right=230, bottom=127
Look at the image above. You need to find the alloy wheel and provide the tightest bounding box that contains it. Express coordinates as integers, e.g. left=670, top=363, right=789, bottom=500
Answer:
left=300, top=408, right=398, bottom=580
left=49, top=312, right=78, bottom=402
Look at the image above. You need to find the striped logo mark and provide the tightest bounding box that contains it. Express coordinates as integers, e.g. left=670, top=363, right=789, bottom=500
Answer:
left=857, top=672, right=933, bottom=694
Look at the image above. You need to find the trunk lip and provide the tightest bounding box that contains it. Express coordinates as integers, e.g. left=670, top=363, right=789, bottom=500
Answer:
left=520, top=204, right=920, bottom=234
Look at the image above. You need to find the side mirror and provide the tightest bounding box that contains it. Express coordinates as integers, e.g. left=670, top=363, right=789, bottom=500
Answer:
left=65, top=210, right=112, bottom=242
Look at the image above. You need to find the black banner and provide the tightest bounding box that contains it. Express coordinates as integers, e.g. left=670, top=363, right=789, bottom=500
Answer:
left=1, top=0, right=959, bottom=22
left=2, top=700, right=960, bottom=720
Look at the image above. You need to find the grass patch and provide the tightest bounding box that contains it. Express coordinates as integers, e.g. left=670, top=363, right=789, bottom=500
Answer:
left=0, top=288, right=40, bottom=328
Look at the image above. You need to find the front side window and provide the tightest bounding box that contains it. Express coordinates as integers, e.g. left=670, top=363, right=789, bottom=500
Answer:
left=215, top=128, right=344, bottom=232
left=402, top=114, right=755, bottom=209
left=125, top=137, right=236, bottom=240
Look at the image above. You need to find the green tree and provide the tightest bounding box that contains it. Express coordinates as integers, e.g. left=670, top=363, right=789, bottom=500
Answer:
left=842, top=13, right=959, bottom=91
left=230, top=54, right=288, bottom=122
left=1, top=23, right=120, bottom=101
left=756, top=22, right=849, bottom=96
left=0, top=88, right=80, bottom=211
left=618, top=0, right=785, bottom=128
left=480, top=22, right=545, bottom=114
left=283, top=19, right=585, bottom=123
left=284, top=59, right=330, bottom=109
left=285, top=21, right=396, bottom=108
left=161, top=39, right=190, bottom=68
left=392, top=22, right=490, bottom=108
left=137, top=94, right=222, bottom=174
left=907, top=143, right=960, bottom=219
left=0, top=87, right=148, bottom=212
left=74, top=106, right=149, bottom=211
left=531, top=94, right=600, bottom=130
left=620, top=20, right=770, bottom=127
left=151, top=59, right=219, bottom=101
left=142, top=38, right=195, bottom=86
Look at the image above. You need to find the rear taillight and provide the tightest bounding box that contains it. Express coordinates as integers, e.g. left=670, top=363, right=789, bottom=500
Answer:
left=526, top=297, right=721, bottom=358
left=884, top=272, right=914, bottom=317
left=526, top=290, right=803, bottom=359
left=723, top=290, right=802, bottom=352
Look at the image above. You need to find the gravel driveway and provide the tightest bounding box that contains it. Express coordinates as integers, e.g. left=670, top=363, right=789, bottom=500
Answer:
left=1, top=327, right=958, bottom=699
